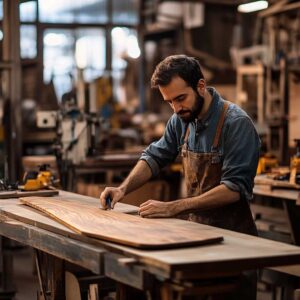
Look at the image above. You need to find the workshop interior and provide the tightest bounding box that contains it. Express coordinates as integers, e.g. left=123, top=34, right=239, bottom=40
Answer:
left=0, top=0, right=300, bottom=299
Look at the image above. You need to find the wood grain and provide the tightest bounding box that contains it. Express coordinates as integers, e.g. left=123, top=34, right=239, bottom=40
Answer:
left=20, top=196, right=223, bottom=249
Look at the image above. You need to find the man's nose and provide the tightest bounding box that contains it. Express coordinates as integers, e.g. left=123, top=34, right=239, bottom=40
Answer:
left=172, top=102, right=182, bottom=114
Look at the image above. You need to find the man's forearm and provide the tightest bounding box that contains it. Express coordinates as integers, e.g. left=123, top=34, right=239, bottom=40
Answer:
left=119, top=160, right=153, bottom=195
left=173, top=184, right=240, bottom=215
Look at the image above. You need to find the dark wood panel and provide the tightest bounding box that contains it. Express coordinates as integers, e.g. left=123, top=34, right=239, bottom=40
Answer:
left=0, top=189, right=59, bottom=199
left=20, top=196, right=223, bottom=249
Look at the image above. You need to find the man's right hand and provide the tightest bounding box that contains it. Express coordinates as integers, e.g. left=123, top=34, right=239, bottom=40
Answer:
left=99, top=187, right=125, bottom=210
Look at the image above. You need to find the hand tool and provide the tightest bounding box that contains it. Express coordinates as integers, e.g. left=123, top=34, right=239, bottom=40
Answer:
left=106, top=195, right=112, bottom=210
left=21, top=164, right=57, bottom=191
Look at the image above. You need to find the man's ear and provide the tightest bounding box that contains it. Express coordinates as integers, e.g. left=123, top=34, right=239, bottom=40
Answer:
left=197, top=79, right=206, bottom=96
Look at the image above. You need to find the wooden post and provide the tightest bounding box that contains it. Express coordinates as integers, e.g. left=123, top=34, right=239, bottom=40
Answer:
left=35, top=250, right=65, bottom=300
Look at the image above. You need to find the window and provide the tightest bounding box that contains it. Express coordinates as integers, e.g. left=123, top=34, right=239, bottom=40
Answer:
left=112, top=0, right=139, bottom=25
left=112, top=27, right=140, bottom=106
left=20, top=1, right=37, bottom=22
left=39, top=0, right=108, bottom=24
left=20, top=25, right=37, bottom=59
left=0, top=1, right=3, bottom=21
left=43, top=28, right=106, bottom=100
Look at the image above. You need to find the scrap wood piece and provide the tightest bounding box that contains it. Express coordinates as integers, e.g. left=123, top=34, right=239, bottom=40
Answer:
left=0, top=189, right=59, bottom=199
left=20, top=197, right=223, bottom=249
left=255, top=176, right=300, bottom=190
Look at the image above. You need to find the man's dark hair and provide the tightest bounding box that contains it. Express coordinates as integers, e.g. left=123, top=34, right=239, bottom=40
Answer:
left=151, top=55, right=204, bottom=90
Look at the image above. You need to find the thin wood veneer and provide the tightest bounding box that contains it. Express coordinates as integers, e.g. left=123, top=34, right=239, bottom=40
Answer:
left=20, top=196, right=223, bottom=249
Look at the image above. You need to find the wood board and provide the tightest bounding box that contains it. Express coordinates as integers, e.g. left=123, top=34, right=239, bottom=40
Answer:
left=0, top=189, right=59, bottom=199
left=255, top=175, right=300, bottom=190
left=20, top=196, right=223, bottom=249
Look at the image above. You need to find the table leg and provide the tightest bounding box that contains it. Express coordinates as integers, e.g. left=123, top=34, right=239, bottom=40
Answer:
left=35, top=250, right=65, bottom=300
left=283, top=200, right=300, bottom=245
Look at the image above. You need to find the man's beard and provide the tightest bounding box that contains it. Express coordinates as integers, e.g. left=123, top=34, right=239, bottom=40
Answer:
left=177, top=91, right=204, bottom=122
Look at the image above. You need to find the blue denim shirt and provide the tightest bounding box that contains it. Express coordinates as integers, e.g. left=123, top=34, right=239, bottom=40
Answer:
left=140, top=87, right=261, bottom=202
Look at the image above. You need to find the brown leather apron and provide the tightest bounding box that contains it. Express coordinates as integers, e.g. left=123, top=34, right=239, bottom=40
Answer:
left=181, top=101, right=257, bottom=236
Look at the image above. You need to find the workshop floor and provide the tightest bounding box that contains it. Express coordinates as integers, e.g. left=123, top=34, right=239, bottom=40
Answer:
left=11, top=246, right=276, bottom=300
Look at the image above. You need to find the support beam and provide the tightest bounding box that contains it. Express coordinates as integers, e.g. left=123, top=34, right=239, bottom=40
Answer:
left=2, top=0, right=22, bottom=181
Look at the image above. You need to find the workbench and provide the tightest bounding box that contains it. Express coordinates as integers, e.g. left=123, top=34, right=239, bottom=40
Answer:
left=253, top=184, right=300, bottom=245
left=69, top=152, right=141, bottom=191
left=253, top=181, right=300, bottom=298
left=1, top=191, right=300, bottom=300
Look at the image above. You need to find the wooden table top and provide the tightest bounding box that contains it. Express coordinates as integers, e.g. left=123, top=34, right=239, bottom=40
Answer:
left=254, top=184, right=299, bottom=201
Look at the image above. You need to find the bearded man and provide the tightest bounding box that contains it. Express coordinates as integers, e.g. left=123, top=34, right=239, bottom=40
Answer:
left=100, top=54, right=260, bottom=300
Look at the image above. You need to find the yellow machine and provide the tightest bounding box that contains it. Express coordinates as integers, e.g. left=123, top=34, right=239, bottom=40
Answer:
left=22, top=164, right=54, bottom=191
left=289, top=139, right=300, bottom=185
left=257, top=153, right=279, bottom=175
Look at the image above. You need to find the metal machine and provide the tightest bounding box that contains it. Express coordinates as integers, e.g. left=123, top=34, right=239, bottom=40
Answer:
left=36, top=70, right=113, bottom=189
left=36, top=79, right=110, bottom=189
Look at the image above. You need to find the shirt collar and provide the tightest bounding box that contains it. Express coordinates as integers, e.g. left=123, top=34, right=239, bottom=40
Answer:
left=194, top=87, right=221, bottom=128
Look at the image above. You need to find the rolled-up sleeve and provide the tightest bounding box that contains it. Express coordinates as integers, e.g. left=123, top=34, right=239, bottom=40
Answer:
left=140, top=116, right=180, bottom=177
left=221, top=116, right=260, bottom=201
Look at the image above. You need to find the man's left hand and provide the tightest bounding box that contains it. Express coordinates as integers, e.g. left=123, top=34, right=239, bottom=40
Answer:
left=139, top=200, right=177, bottom=218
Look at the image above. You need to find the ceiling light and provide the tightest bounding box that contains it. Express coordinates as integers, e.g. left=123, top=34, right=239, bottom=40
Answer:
left=238, top=1, right=268, bottom=13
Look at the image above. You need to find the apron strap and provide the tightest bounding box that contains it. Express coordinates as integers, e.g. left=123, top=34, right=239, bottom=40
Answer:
left=212, top=101, right=229, bottom=150
left=183, top=101, right=229, bottom=150
left=183, top=125, right=190, bottom=144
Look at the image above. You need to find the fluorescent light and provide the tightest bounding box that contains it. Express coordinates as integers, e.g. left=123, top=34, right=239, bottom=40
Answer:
left=238, top=1, right=268, bottom=13
left=127, top=35, right=140, bottom=59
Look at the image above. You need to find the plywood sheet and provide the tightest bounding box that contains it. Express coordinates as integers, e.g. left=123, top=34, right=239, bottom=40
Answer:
left=20, top=196, right=223, bottom=249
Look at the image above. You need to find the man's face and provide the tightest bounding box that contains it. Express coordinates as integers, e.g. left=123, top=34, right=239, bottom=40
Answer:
left=159, top=76, right=204, bottom=122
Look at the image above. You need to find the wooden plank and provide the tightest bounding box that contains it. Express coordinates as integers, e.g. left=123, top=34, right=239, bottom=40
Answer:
left=1, top=203, right=82, bottom=238
left=0, top=216, right=104, bottom=274
left=254, top=183, right=299, bottom=201
left=254, top=176, right=300, bottom=190
left=268, top=265, right=300, bottom=278
left=0, top=189, right=59, bottom=199
left=259, top=1, right=300, bottom=18
left=20, top=196, right=223, bottom=249
left=0, top=203, right=141, bottom=251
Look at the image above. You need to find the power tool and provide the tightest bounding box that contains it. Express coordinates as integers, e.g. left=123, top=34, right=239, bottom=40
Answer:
left=257, top=153, right=278, bottom=174
left=22, top=164, right=55, bottom=191
left=289, top=139, right=300, bottom=185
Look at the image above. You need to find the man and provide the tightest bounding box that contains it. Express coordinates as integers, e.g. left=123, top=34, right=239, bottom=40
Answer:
left=100, top=55, right=260, bottom=298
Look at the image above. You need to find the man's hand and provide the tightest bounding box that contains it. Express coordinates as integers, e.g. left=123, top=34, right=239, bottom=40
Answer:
left=100, top=187, right=125, bottom=210
left=139, top=200, right=178, bottom=218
